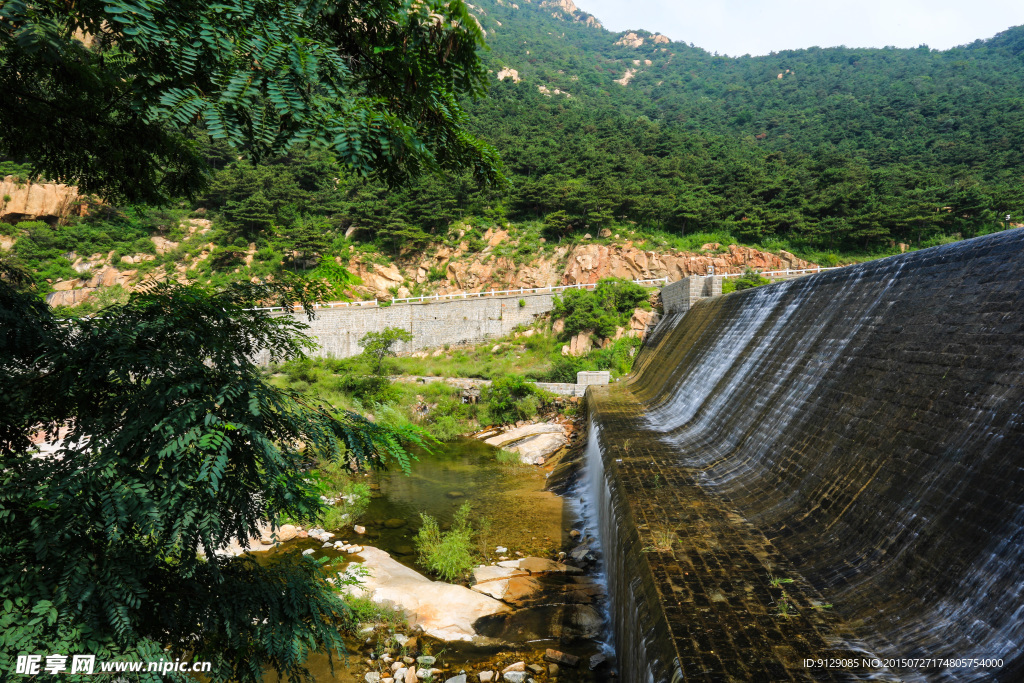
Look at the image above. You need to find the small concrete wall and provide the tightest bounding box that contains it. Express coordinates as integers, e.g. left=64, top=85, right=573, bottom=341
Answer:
left=660, top=275, right=723, bottom=315
left=577, top=371, right=610, bottom=387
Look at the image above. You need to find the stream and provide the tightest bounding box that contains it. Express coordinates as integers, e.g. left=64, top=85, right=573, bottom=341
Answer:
left=264, top=437, right=615, bottom=682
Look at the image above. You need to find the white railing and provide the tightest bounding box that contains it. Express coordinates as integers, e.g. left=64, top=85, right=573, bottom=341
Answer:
left=251, top=277, right=669, bottom=313
left=718, top=266, right=841, bottom=279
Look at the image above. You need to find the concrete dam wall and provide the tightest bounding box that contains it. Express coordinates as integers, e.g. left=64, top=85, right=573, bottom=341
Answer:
left=586, top=229, right=1024, bottom=681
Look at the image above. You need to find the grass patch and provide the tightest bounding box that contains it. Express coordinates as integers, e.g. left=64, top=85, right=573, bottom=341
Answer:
left=414, top=502, right=476, bottom=582
left=340, top=595, right=408, bottom=632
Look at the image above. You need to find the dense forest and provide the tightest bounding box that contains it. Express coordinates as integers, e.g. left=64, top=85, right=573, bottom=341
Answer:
left=199, top=0, right=1024, bottom=255
left=5, top=0, right=1024, bottom=288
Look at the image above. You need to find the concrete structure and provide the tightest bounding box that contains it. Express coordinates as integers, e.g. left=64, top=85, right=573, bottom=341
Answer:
left=264, top=291, right=557, bottom=361
left=586, top=229, right=1024, bottom=681
left=262, top=281, right=668, bottom=363
left=576, top=370, right=610, bottom=387
left=660, top=275, right=723, bottom=316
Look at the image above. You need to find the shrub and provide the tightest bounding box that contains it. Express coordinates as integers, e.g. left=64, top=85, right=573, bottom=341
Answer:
left=483, top=374, right=541, bottom=425
left=426, top=264, right=447, bottom=281
left=552, top=278, right=651, bottom=338
left=339, top=595, right=407, bottom=632
left=414, top=502, right=476, bottom=581
left=518, top=298, right=526, bottom=308
left=733, top=267, right=771, bottom=291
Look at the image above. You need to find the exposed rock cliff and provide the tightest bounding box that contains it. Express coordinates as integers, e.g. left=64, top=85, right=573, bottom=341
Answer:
left=19, top=218, right=815, bottom=307
left=0, top=176, right=83, bottom=224
left=340, top=229, right=816, bottom=300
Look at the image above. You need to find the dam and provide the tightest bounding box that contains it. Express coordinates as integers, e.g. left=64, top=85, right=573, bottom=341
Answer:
left=584, top=229, right=1024, bottom=681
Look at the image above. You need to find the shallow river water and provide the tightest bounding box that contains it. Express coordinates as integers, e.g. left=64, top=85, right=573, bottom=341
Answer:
left=264, top=437, right=614, bottom=682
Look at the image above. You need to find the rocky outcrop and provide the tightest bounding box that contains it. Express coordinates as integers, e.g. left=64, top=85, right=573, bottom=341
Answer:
left=484, top=423, right=568, bottom=464
left=496, top=67, right=521, bottom=82
left=344, top=229, right=816, bottom=301
left=539, top=0, right=601, bottom=27
left=614, top=69, right=637, bottom=86
left=0, top=176, right=82, bottom=224
left=560, top=242, right=815, bottom=285
left=32, top=213, right=817, bottom=308
left=615, top=32, right=645, bottom=48
left=341, top=546, right=511, bottom=641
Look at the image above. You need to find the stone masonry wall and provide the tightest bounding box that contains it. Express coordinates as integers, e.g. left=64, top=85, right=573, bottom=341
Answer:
left=267, top=291, right=557, bottom=361
left=659, top=275, right=723, bottom=315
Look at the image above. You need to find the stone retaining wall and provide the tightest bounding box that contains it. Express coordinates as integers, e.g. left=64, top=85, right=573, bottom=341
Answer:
left=262, top=291, right=557, bottom=362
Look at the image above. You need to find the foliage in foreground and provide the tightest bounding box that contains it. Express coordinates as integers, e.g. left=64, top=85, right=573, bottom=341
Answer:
left=414, top=503, right=477, bottom=582
left=0, top=0, right=502, bottom=204
left=0, top=276, right=426, bottom=682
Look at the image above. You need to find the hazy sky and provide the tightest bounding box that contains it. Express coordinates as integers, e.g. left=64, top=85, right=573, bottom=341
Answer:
left=574, top=0, right=1024, bottom=56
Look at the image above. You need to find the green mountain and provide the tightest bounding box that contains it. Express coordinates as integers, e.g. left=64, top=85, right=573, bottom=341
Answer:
left=6, top=0, right=1024, bottom=296
left=459, top=0, right=1024, bottom=247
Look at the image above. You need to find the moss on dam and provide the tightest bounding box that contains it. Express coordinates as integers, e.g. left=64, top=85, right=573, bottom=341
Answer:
left=586, top=228, right=1024, bottom=681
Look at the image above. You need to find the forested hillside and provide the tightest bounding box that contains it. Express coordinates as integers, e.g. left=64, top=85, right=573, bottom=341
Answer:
left=4, top=0, right=1024, bottom=297
left=197, top=0, right=1024, bottom=255
left=454, top=0, right=1024, bottom=248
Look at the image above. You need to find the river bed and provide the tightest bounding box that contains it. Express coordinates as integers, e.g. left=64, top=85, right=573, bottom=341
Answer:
left=264, top=437, right=614, bottom=682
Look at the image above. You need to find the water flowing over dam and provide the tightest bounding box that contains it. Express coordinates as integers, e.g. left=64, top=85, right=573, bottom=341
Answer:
left=584, top=229, right=1024, bottom=682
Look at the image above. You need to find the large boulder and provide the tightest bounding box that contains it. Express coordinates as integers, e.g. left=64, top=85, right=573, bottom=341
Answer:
left=340, top=546, right=511, bottom=641
left=483, top=424, right=568, bottom=465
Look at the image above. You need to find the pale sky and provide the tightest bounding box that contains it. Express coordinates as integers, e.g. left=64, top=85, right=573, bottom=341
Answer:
left=575, top=0, right=1024, bottom=56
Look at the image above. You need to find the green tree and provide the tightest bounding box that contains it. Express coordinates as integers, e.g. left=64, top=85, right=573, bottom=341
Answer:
left=0, top=0, right=504, bottom=203
left=358, top=326, right=414, bottom=376
left=542, top=209, right=576, bottom=240
left=0, top=276, right=427, bottom=682
left=223, top=191, right=276, bottom=239
left=286, top=216, right=333, bottom=267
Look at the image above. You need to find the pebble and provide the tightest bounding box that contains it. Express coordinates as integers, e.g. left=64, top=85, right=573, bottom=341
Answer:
left=478, top=672, right=494, bottom=682
left=322, top=542, right=332, bottom=548
left=416, top=656, right=436, bottom=668
left=502, top=662, right=525, bottom=673
left=365, top=674, right=381, bottom=683
left=495, top=546, right=508, bottom=553
left=445, top=676, right=467, bottom=683
left=354, top=525, right=366, bottom=534
left=301, top=549, right=315, bottom=556
left=589, top=653, right=607, bottom=669
left=393, top=667, right=406, bottom=680
left=526, top=664, right=543, bottom=675
left=502, top=673, right=527, bottom=683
